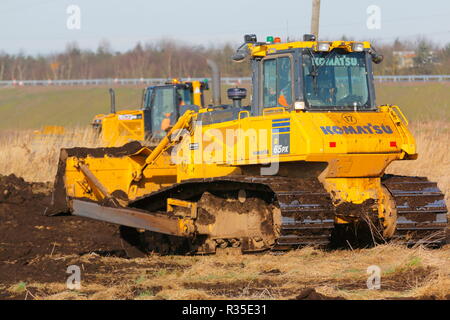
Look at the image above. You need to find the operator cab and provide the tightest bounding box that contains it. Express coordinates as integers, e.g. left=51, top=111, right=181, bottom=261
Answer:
left=233, top=34, right=383, bottom=116
left=142, top=80, right=208, bottom=140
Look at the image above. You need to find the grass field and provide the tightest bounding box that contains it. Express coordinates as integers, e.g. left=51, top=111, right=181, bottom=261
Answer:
left=0, top=86, right=143, bottom=129
left=0, top=83, right=449, bottom=130
left=376, top=82, right=450, bottom=122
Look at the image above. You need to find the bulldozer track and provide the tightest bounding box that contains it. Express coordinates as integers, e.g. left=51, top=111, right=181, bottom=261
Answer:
left=235, top=176, right=335, bottom=250
left=382, top=175, right=448, bottom=246
left=128, top=174, right=448, bottom=254
left=130, top=176, right=336, bottom=252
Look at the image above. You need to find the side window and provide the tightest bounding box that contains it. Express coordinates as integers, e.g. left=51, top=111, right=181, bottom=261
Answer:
left=263, top=57, right=292, bottom=108
left=143, top=88, right=153, bottom=109
left=176, top=88, right=192, bottom=106
left=277, top=57, right=292, bottom=107
left=263, top=59, right=277, bottom=107
left=151, top=87, right=176, bottom=138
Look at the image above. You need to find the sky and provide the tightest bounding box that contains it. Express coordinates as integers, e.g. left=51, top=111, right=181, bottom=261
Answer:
left=0, top=0, right=449, bottom=55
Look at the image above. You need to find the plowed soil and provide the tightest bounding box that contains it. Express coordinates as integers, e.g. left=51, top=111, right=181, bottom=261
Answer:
left=0, top=175, right=140, bottom=289
left=0, top=174, right=448, bottom=300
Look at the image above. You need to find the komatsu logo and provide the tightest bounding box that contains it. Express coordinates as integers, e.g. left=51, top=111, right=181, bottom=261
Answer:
left=320, top=124, right=393, bottom=135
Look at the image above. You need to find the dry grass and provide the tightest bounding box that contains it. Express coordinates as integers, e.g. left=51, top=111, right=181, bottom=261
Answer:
left=0, top=127, right=102, bottom=182
left=13, top=244, right=450, bottom=300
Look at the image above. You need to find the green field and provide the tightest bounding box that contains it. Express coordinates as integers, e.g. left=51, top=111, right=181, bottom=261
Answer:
left=375, top=83, right=450, bottom=122
left=0, top=83, right=448, bottom=129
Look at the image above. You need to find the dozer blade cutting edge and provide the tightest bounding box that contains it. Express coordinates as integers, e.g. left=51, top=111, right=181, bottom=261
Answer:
left=71, top=200, right=184, bottom=237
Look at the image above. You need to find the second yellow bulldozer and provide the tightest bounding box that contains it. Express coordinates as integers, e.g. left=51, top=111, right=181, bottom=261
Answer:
left=51, top=34, right=448, bottom=254
left=92, top=79, right=209, bottom=147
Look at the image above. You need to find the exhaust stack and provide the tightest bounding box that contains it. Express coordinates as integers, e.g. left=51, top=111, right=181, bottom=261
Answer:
left=206, top=59, right=221, bottom=106
left=109, top=88, right=116, bottom=114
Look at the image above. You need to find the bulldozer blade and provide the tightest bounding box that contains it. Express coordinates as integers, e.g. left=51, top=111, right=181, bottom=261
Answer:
left=71, top=199, right=183, bottom=237
left=49, top=141, right=145, bottom=216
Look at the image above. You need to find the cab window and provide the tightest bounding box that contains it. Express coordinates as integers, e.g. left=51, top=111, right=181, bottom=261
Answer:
left=150, top=87, right=176, bottom=138
left=143, top=88, right=153, bottom=109
left=263, top=59, right=277, bottom=107
left=176, top=88, right=193, bottom=106
left=262, top=56, right=292, bottom=108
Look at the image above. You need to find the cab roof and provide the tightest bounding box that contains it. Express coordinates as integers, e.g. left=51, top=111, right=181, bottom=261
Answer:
left=247, top=40, right=372, bottom=58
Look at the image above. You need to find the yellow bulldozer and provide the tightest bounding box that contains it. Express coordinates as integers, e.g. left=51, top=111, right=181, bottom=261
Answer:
left=92, top=60, right=222, bottom=147
left=92, top=79, right=209, bottom=147
left=51, top=34, right=448, bottom=254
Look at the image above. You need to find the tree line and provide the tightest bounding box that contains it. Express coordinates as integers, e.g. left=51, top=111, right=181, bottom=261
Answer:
left=0, top=37, right=449, bottom=80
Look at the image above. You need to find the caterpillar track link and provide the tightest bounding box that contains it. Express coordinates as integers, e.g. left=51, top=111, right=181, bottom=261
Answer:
left=239, top=177, right=335, bottom=250
left=382, top=175, right=448, bottom=246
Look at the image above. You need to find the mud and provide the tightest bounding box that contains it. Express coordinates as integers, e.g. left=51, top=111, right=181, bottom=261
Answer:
left=196, top=208, right=216, bottom=225
left=183, top=281, right=346, bottom=300
left=0, top=174, right=143, bottom=287
left=335, top=266, right=437, bottom=291
left=294, top=287, right=345, bottom=300
left=60, top=141, right=143, bottom=159
left=335, top=199, right=376, bottom=219
left=183, top=279, right=292, bottom=298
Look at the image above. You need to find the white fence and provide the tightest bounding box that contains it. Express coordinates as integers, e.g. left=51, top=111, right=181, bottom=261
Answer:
left=0, top=75, right=449, bottom=87
left=0, top=77, right=252, bottom=87
left=375, top=75, right=450, bottom=82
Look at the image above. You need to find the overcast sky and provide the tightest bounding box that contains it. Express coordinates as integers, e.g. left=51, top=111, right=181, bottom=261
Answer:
left=1, top=0, right=449, bottom=55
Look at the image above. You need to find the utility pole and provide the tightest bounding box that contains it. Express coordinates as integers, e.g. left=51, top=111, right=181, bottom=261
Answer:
left=310, top=0, right=321, bottom=39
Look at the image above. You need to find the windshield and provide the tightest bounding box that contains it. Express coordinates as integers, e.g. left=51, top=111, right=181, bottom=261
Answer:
left=302, top=50, right=372, bottom=110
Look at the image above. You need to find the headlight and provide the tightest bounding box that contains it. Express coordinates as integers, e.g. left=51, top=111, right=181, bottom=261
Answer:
left=294, top=101, right=305, bottom=110
left=352, top=43, right=364, bottom=52
left=316, top=42, right=330, bottom=52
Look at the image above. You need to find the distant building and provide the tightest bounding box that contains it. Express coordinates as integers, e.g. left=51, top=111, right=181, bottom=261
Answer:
left=393, top=50, right=439, bottom=69
left=393, top=51, right=416, bottom=69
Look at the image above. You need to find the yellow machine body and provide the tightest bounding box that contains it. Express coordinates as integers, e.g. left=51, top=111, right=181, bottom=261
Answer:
left=63, top=104, right=415, bottom=224
left=95, top=110, right=145, bottom=147
left=176, top=105, right=416, bottom=209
